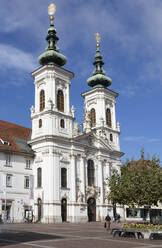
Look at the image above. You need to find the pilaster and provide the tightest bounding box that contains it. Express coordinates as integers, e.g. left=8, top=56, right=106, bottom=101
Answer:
left=97, top=156, right=104, bottom=204
left=80, top=154, right=86, bottom=202
left=70, top=152, right=77, bottom=202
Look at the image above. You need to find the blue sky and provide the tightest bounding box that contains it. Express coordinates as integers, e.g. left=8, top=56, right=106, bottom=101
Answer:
left=0, top=0, right=162, bottom=163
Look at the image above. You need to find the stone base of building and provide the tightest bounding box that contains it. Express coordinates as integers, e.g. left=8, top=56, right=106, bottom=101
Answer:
left=33, top=202, right=124, bottom=223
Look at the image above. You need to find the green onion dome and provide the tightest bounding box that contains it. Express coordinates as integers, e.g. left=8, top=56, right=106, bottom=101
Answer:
left=87, top=45, right=112, bottom=88
left=38, top=23, right=67, bottom=67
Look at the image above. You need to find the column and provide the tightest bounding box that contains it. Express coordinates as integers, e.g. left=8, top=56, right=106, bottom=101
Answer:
left=70, top=152, right=76, bottom=202
left=66, top=83, right=70, bottom=114
left=104, top=160, right=110, bottom=203
left=105, top=160, right=110, bottom=179
left=80, top=155, right=86, bottom=202
left=98, top=157, right=104, bottom=204
left=85, top=159, right=88, bottom=187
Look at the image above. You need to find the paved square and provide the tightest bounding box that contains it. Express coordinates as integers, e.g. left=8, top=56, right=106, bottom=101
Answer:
left=0, top=222, right=161, bottom=248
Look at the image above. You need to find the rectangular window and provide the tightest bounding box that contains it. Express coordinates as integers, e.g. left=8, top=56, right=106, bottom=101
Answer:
left=5, top=154, right=11, bottom=166
left=6, top=174, right=12, bottom=187
left=24, top=176, right=30, bottom=188
left=26, top=160, right=31, bottom=169
left=126, top=208, right=141, bottom=218
left=37, top=168, right=42, bottom=188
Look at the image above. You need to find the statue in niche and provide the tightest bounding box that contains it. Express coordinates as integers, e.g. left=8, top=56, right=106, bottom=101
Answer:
left=48, top=98, right=54, bottom=110
left=77, top=189, right=83, bottom=203
left=86, top=185, right=100, bottom=199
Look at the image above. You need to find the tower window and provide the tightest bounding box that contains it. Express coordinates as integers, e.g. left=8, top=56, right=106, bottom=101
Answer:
left=87, top=160, right=95, bottom=186
left=90, top=108, right=96, bottom=127
left=40, top=90, right=45, bottom=111
left=37, top=167, right=42, bottom=188
left=39, top=119, right=42, bottom=128
left=110, top=133, right=113, bottom=142
left=57, top=90, right=64, bottom=112
left=106, top=108, right=112, bottom=128
left=60, top=119, right=65, bottom=128
left=61, top=168, right=67, bottom=188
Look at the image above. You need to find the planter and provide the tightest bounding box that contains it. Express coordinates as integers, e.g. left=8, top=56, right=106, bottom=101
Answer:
left=121, top=228, right=162, bottom=239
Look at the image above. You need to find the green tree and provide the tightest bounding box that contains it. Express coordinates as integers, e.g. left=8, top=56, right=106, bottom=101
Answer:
left=107, top=155, right=162, bottom=221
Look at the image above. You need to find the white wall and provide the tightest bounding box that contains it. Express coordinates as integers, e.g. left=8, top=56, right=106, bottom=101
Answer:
left=0, top=152, right=33, bottom=222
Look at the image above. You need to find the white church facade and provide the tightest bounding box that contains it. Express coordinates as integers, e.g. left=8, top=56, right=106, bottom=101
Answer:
left=0, top=5, right=124, bottom=223
left=28, top=7, right=124, bottom=223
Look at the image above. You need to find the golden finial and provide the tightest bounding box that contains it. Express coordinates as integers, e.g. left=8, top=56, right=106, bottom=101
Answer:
left=48, top=3, right=56, bottom=25
left=94, top=32, right=101, bottom=48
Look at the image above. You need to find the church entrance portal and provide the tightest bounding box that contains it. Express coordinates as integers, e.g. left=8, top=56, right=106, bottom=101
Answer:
left=37, top=198, right=42, bottom=222
left=61, top=198, right=67, bottom=222
left=87, top=198, right=96, bottom=222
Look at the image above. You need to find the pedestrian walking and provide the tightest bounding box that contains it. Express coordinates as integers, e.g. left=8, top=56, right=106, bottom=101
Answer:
left=105, top=214, right=111, bottom=230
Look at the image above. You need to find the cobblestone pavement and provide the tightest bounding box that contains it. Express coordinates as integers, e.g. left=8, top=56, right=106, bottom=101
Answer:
left=0, top=222, right=162, bottom=248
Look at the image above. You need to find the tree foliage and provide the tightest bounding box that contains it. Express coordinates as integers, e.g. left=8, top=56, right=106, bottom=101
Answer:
left=107, top=155, right=162, bottom=208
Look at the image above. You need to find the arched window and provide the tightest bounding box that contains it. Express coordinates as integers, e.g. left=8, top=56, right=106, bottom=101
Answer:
left=37, top=167, right=42, bottom=188
left=39, top=119, right=42, bottom=128
left=57, top=90, right=64, bottom=112
left=87, top=160, right=95, bottom=186
left=110, top=133, right=113, bottom=142
left=90, top=108, right=96, bottom=127
left=61, top=168, right=67, bottom=188
left=60, top=119, right=65, bottom=128
left=40, top=90, right=45, bottom=111
left=106, top=108, right=112, bottom=128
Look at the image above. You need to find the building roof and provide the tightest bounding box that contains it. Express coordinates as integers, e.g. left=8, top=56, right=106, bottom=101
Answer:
left=0, top=120, right=33, bottom=155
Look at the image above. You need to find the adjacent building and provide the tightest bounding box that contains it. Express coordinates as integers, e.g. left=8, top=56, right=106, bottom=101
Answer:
left=0, top=120, right=33, bottom=222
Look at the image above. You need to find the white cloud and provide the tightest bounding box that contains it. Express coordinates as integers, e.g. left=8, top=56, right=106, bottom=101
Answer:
left=1, top=0, right=162, bottom=89
left=0, top=44, right=37, bottom=72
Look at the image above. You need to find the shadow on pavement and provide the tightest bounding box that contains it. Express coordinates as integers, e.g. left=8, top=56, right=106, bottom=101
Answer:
left=0, top=229, right=63, bottom=246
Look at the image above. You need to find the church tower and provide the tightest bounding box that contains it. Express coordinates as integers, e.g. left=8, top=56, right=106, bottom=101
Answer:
left=29, top=4, right=75, bottom=223
left=30, top=5, right=74, bottom=141
left=82, top=33, right=120, bottom=151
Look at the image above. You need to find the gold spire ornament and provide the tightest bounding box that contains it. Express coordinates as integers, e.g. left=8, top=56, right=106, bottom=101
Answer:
left=48, top=3, right=56, bottom=25
left=94, top=32, right=101, bottom=47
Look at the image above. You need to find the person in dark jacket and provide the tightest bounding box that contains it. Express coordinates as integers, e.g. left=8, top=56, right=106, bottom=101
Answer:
left=105, top=214, right=111, bottom=230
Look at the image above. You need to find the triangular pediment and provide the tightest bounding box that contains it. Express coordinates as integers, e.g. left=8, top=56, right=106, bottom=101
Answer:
left=73, top=131, right=113, bottom=152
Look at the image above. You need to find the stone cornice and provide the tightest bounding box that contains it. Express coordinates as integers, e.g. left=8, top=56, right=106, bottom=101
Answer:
left=31, top=109, right=74, bottom=120
left=31, top=65, right=74, bottom=80
left=28, top=134, right=124, bottom=158
left=82, top=87, right=118, bottom=99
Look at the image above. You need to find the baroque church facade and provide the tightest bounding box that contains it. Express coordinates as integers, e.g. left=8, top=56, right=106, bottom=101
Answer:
left=0, top=6, right=124, bottom=223
left=28, top=10, right=124, bottom=223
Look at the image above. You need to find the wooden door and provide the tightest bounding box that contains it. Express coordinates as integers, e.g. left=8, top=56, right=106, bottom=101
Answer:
left=87, top=198, right=96, bottom=222
left=61, top=198, right=67, bottom=222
